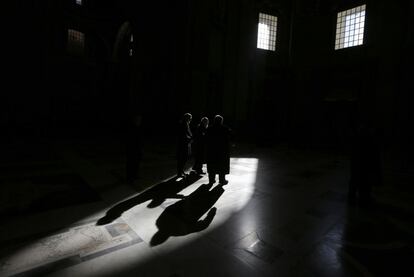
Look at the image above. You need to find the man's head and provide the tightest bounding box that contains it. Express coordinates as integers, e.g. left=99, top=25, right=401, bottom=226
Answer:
left=183, top=113, right=192, bottom=123
left=201, top=117, right=209, bottom=128
left=214, top=115, right=223, bottom=125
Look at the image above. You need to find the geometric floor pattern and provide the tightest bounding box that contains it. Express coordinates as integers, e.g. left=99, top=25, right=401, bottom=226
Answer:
left=1, top=219, right=141, bottom=276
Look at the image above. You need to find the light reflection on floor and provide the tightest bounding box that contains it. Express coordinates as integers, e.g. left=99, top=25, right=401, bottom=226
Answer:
left=2, top=143, right=412, bottom=277
left=0, top=158, right=259, bottom=276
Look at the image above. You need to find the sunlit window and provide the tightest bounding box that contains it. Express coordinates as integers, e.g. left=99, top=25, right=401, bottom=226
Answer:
left=67, top=29, right=85, bottom=55
left=257, top=13, right=277, bottom=51
left=76, top=0, right=82, bottom=5
left=335, top=4, right=366, bottom=50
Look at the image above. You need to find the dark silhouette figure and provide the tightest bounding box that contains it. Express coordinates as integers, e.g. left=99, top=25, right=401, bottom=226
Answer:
left=348, top=123, right=382, bottom=207
left=206, top=115, right=230, bottom=185
left=96, top=174, right=202, bottom=225
left=192, top=117, right=209, bottom=174
left=176, top=113, right=193, bottom=177
left=126, top=114, right=143, bottom=185
left=150, top=183, right=224, bottom=246
left=206, top=115, right=231, bottom=185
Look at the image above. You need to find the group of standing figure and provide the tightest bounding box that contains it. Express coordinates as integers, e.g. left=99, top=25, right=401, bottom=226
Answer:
left=177, top=113, right=231, bottom=185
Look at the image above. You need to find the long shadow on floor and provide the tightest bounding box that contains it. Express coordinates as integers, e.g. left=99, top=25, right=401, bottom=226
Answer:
left=97, top=173, right=202, bottom=225
left=150, top=183, right=225, bottom=246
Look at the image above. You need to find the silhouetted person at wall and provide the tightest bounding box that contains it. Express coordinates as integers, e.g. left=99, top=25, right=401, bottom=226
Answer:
left=192, top=117, right=209, bottom=175
left=126, top=114, right=143, bottom=185
left=176, top=113, right=193, bottom=177
left=206, top=115, right=231, bottom=185
left=348, top=123, right=382, bottom=207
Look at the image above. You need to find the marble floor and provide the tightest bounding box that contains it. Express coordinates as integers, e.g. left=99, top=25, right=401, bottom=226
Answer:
left=0, top=137, right=413, bottom=277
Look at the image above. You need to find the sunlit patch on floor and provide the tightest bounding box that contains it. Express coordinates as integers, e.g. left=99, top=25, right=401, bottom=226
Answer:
left=0, top=219, right=142, bottom=276
left=0, top=158, right=259, bottom=276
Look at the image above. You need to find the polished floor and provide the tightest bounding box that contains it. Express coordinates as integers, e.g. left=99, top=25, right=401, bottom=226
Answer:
left=0, top=137, right=413, bottom=277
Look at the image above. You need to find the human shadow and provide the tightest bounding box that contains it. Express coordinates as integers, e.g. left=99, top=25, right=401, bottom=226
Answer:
left=96, top=173, right=202, bottom=225
left=150, top=183, right=225, bottom=246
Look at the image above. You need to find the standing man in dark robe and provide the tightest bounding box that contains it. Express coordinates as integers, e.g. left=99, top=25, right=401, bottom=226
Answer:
left=192, top=117, right=209, bottom=175
left=348, top=123, right=382, bottom=207
left=176, top=113, right=193, bottom=177
left=206, top=115, right=231, bottom=185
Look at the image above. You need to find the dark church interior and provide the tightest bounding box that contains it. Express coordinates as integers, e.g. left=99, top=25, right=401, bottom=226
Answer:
left=2, top=0, right=414, bottom=276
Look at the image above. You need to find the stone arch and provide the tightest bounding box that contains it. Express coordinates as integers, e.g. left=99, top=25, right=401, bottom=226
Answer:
left=113, top=21, right=133, bottom=62
left=106, top=21, right=137, bottom=127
